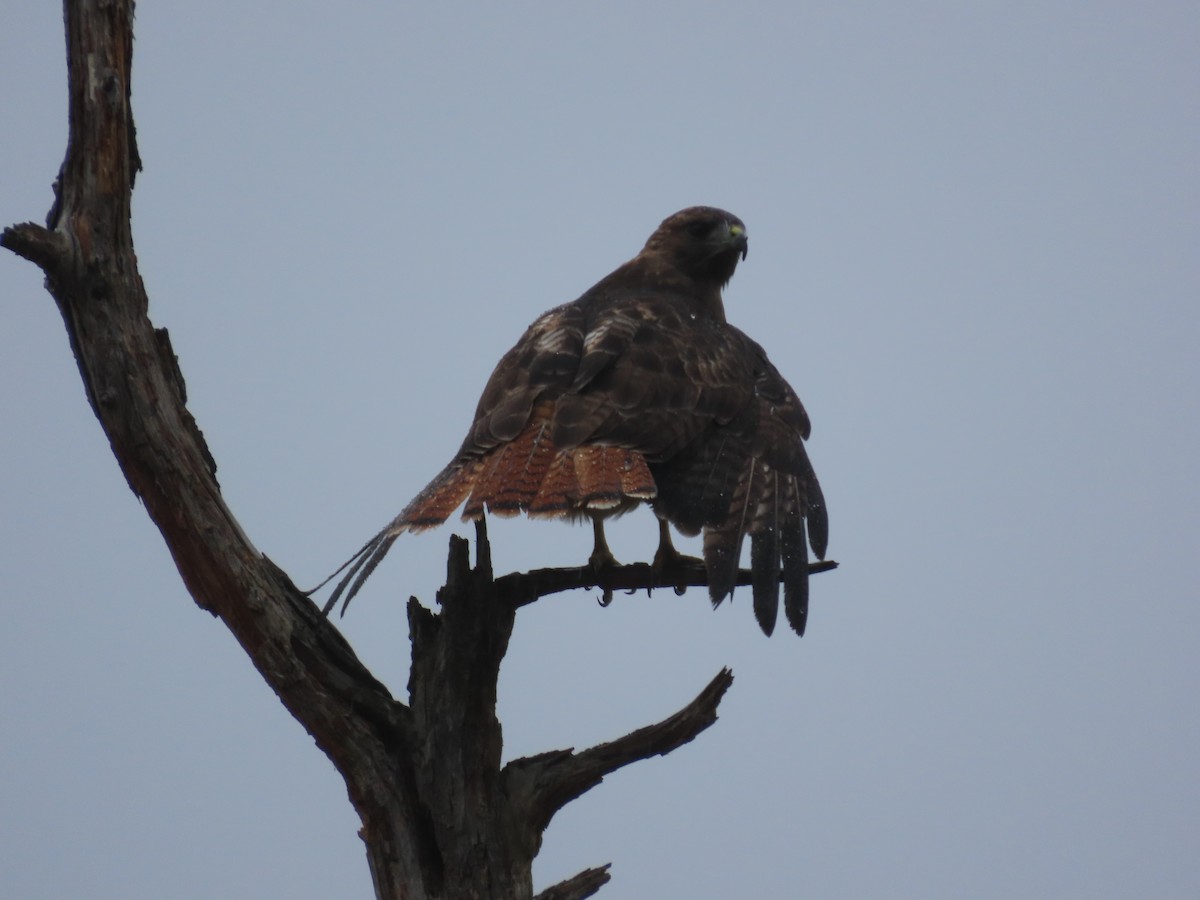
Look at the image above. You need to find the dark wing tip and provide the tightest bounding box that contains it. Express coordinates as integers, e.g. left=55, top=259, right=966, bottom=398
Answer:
left=807, top=478, right=829, bottom=560
left=783, top=575, right=808, bottom=636
left=750, top=529, right=780, bottom=636
left=704, top=526, right=741, bottom=610
left=782, top=514, right=810, bottom=636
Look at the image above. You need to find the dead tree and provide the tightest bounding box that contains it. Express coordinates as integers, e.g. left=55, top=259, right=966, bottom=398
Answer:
left=3, top=3, right=833, bottom=898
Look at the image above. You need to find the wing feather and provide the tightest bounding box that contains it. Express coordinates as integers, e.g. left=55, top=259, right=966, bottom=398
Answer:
left=647, top=325, right=827, bottom=635
left=750, top=465, right=781, bottom=636
left=781, top=474, right=810, bottom=636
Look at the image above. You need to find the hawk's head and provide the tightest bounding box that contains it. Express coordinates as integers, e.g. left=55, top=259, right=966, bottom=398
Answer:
left=642, top=206, right=748, bottom=289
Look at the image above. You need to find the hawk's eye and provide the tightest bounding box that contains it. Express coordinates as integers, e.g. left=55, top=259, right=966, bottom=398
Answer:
left=686, top=220, right=715, bottom=238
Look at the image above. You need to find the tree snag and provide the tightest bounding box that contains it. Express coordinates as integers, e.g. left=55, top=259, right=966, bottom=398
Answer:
left=3, top=3, right=833, bottom=898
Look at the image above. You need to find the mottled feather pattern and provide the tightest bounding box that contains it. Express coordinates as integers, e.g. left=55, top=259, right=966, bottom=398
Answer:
left=319, top=207, right=828, bottom=633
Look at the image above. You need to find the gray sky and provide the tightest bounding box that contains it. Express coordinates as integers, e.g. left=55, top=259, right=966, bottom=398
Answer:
left=3, top=3, right=1197, bottom=898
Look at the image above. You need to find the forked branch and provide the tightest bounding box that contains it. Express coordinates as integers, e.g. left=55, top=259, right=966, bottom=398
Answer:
left=503, top=667, right=735, bottom=836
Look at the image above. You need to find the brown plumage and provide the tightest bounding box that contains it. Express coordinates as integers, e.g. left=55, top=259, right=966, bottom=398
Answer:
left=319, top=206, right=828, bottom=636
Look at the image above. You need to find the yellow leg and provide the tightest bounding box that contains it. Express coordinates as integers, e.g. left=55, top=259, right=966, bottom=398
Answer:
left=651, top=518, right=692, bottom=594
left=589, top=515, right=619, bottom=571
left=651, top=518, right=685, bottom=570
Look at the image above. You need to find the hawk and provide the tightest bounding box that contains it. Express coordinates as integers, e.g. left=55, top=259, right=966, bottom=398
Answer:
left=322, top=206, right=828, bottom=636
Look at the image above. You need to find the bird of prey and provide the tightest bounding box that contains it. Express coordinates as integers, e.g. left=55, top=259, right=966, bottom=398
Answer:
left=320, top=206, right=827, bottom=635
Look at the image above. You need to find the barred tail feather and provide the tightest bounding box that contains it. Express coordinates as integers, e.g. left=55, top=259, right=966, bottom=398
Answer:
left=575, top=446, right=657, bottom=508
left=315, top=429, right=661, bottom=615
left=313, top=455, right=482, bottom=615
left=405, top=458, right=487, bottom=530
left=530, top=446, right=656, bottom=516
left=574, top=445, right=627, bottom=508
left=528, top=450, right=578, bottom=517
left=463, top=421, right=556, bottom=518
left=617, top=450, right=657, bottom=500
left=322, top=527, right=400, bottom=615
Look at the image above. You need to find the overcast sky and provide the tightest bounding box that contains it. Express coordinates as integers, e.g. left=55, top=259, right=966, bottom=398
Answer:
left=3, top=3, right=1197, bottom=898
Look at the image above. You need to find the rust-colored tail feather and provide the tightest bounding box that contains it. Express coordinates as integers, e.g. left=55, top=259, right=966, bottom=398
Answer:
left=401, top=458, right=486, bottom=530
left=529, top=450, right=578, bottom=517
left=464, top=420, right=556, bottom=518
left=315, top=418, right=659, bottom=614
left=572, top=445, right=656, bottom=509
left=617, top=450, right=657, bottom=500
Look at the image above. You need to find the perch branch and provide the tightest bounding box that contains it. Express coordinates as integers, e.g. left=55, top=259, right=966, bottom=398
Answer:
left=1, top=222, right=64, bottom=270
left=494, top=557, right=839, bottom=608
left=504, top=667, right=735, bottom=835
left=533, top=865, right=613, bottom=900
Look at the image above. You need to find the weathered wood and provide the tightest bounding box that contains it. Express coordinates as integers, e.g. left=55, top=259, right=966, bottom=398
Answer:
left=2, top=1, right=431, bottom=893
left=533, top=866, right=613, bottom=900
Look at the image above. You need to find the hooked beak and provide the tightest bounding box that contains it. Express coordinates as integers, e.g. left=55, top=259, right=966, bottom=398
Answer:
left=730, top=225, right=749, bottom=260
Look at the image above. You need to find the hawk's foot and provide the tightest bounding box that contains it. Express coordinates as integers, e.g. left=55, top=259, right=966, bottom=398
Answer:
left=651, top=519, right=691, bottom=596
left=588, top=516, right=621, bottom=573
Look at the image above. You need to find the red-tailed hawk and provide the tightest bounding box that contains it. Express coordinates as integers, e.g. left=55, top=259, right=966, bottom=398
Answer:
left=322, top=207, right=827, bottom=636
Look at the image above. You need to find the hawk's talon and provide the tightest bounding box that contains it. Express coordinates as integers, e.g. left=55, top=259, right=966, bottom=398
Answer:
left=651, top=519, right=690, bottom=595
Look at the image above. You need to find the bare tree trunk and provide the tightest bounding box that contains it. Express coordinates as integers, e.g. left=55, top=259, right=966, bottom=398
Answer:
left=4, top=4, right=768, bottom=897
